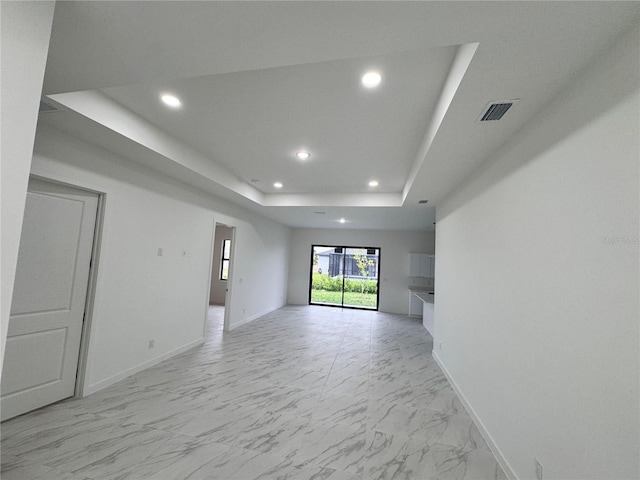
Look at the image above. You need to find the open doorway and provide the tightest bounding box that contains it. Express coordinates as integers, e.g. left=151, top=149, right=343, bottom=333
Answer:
left=309, top=245, right=381, bottom=310
left=209, top=223, right=235, bottom=333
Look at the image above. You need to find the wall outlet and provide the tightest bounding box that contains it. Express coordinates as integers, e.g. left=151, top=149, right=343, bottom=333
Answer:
left=535, top=459, right=544, bottom=480
left=157, top=248, right=163, bottom=256
left=148, top=339, right=155, bottom=349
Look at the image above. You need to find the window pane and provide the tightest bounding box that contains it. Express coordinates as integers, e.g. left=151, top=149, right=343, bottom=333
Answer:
left=221, top=260, right=229, bottom=280
left=220, top=239, right=231, bottom=280
left=310, top=245, right=380, bottom=311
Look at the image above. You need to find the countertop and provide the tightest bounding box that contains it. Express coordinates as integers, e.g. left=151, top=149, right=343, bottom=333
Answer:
left=408, top=286, right=433, bottom=293
left=410, top=287, right=434, bottom=304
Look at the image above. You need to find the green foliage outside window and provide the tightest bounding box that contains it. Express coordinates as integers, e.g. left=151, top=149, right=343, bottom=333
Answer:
left=311, top=273, right=377, bottom=294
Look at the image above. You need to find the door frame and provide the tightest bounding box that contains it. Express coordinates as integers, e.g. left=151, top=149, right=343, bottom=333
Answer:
left=204, top=220, right=237, bottom=336
left=308, top=244, right=381, bottom=311
left=29, top=174, right=105, bottom=399
left=222, top=226, right=236, bottom=333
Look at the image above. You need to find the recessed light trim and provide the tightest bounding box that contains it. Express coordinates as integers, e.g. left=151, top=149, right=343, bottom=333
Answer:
left=273, top=182, right=283, bottom=189
left=160, top=94, right=182, bottom=108
left=361, top=71, right=382, bottom=88
left=339, top=218, right=346, bottom=224
left=368, top=180, right=379, bottom=187
left=296, top=151, right=311, bottom=160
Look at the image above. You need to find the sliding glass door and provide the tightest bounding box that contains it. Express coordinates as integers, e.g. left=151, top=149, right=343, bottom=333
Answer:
left=309, top=245, right=380, bottom=310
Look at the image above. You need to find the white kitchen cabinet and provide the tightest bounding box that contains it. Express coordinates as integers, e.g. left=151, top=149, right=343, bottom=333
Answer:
left=409, top=293, right=423, bottom=317
left=409, top=253, right=435, bottom=278
left=419, top=255, right=430, bottom=277
left=409, top=253, right=422, bottom=277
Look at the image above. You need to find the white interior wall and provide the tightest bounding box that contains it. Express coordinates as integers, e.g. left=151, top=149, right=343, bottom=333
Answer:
left=209, top=225, right=233, bottom=305
left=31, top=124, right=290, bottom=394
left=288, top=228, right=435, bottom=314
left=434, top=25, right=639, bottom=480
left=0, top=1, right=55, bottom=375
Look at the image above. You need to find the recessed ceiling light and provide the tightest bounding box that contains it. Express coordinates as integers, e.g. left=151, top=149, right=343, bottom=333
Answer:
left=160, top=94, right=181, bottom=108
left=339, top=218, right=346, bottom=224
left=296, top=151, right=311, bottom=160
left=368, top=180, right=379, bottom=187
left=273, top=182, right=283, bottom=188
left=361, top=71, right=382, bottom=88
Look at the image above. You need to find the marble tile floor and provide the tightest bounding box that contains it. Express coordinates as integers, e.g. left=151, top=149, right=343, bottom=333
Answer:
left=1, top=305, right=507, bottom=480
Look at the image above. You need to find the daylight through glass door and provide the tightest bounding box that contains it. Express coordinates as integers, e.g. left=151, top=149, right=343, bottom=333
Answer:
left=309, top=245, right=380, bottom=310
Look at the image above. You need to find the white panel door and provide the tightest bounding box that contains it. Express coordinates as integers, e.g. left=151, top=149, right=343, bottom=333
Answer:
left=1, top=178, right=98, bottom=420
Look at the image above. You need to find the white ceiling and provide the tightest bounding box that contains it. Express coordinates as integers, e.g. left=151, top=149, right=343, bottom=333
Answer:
left=101, top=46, right=456, bottom=195
left=39, top=1, right=640, bottom=231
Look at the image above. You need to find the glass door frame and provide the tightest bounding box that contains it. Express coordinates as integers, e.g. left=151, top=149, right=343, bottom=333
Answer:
left=308, top=244, right=381, bottom=311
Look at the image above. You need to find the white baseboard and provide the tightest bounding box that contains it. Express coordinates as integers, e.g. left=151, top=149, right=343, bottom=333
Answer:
left=432, top=351, right=517, bottom=480
left=83, top=337, right=205, bottom=396
left=228, top=315, right=256, bottom=330
left=227, top=303, right=286, bottom=331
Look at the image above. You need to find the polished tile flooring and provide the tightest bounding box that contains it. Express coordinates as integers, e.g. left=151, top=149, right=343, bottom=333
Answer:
left=2, top=306, right=506, bottom=480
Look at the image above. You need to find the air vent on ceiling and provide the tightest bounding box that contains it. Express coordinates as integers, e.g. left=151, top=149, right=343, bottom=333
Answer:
left=39, top=99, right=64, bottom=114
left=477, top=99, right=519, bottom=122
left=418, top=199, right=429, bottom=204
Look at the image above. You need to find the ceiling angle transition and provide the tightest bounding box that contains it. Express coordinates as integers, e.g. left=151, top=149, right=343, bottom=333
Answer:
left=39, top=99, right=64, bottom=114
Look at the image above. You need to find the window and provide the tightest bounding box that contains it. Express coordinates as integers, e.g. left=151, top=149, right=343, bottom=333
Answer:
left=220, top=239, right=231, bottom=280
left=309, top=245, right=380, bottom=310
